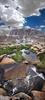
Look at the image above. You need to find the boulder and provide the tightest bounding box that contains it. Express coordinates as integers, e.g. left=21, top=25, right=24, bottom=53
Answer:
left=32, top=90, right=45, bottom=100
left=13, top=92, right=32, bottom=100
left=0, top=88, right=7, bottom=96
left=0, top=55, right=15, bottom=65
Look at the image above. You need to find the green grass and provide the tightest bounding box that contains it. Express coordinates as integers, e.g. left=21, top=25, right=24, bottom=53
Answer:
left=12, top=51, right=24, bottom=62
left=0, top=44, right=31, bottom=62
left=37, top=52, right=45, bottom=68
left=0, top=44, right=32, bottom=55
left=39, top=52, right=45, bottom=64
left=0, top=47, right=16, bottom=55
left=0, top=45, right=45, bottom=66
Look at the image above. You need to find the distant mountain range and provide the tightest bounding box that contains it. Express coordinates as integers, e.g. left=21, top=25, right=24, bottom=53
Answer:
left=0, top=28, right=45, bottom=46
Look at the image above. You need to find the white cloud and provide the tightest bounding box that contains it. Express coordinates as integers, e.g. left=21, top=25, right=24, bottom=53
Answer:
left=40, top=25, right=45, bottom=28
left=0, top=0, right=45, bottom=29
left=16, top=0, right=45, bottom=16
left=24, top=26, right=30, bottom=29
left=33, top=25, right=45, bottom=31
left=0, top=2, right=25, bottom=28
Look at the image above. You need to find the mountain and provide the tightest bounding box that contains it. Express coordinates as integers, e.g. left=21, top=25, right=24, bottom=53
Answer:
left=0, top=28, right=45, bottom=46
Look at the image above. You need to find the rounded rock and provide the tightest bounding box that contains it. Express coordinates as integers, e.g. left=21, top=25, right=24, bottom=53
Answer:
left=12, top=92, right=32, bottom=100
left=32, top=90, right=45, bottom=100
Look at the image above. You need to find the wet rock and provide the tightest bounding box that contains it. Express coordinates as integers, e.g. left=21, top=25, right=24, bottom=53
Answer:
left=12, top=67, right=44, bottom=95
left=12, top=92, right=32, bottom=100
left=3, top=80, right=14, bottom=96
left=32, top=90, right=45, bottom=100
left=1, top=66, right=44, bottom=96
left=37, top=68, right=45, bottom=79
left=0, top=65, right=45, bottom=96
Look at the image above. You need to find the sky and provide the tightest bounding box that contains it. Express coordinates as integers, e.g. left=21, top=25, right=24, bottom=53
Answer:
left=0, top=0, right=45, bottom=31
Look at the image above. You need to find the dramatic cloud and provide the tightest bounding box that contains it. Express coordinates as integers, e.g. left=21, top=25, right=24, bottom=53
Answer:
left=0, top=2, right=25, bottom=28
left=0, top=0, right=45, bottom=29
left=16, top=0, right=45, bottom=16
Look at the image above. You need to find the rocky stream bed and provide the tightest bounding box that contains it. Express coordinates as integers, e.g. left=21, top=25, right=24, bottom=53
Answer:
left=0, top=63, right=45, bottom=100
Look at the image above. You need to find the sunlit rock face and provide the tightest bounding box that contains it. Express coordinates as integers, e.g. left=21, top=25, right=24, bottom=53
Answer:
left=0, top=88, right=7, bottom=96
left=0, top=55, right=15, bottom=64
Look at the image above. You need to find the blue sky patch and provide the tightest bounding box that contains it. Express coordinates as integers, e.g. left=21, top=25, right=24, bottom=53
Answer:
left=24, top=8, right=45, bottom=31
